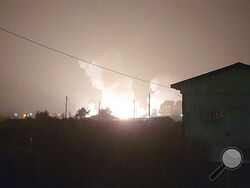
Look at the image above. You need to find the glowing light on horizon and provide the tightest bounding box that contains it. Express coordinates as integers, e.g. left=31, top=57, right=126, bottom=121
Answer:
left=76, top=90, right=181, bottom=120
left=78, top=60, right=180, bottom=119
left=86, top=91, right=147, bottom=119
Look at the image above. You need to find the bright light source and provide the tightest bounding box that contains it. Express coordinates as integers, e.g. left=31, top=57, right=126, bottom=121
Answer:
left=14, top=113, right=18, bottom=117
left=180, top=113, right=184, bottom=117
left=23, top=114, right=27, bottom=118
left=29, top=113, right=32, bottom=116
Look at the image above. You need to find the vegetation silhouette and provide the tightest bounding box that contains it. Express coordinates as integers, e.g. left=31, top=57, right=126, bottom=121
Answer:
left=91, top=107, right=117, bottom=120
left=0, top=112, right=248, bottom=187
left=35, top=110, right=51, bottom=120
left=74, top=107, right=90, bottom=120
left=159, top=100, right=182, bottom=120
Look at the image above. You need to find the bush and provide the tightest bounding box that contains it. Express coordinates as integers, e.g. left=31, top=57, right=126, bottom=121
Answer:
left=35, top=110, right=51, bottom=120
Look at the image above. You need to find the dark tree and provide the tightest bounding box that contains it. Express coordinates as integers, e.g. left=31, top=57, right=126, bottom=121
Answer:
left=35, top=110, right=51, bottom=120
left=159, top=100, right=175, bottom=116
left=99, top=107, right=115, bottom=120
left=158, top=100, right=182, bottom=121
left=75, top=107, right=90, bottom=120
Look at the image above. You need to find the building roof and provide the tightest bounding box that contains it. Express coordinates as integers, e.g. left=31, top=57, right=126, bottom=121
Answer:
left=171, top=62, right=250, bottom=89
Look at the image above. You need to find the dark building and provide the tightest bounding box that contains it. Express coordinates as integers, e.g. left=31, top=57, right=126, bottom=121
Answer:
left=171, top=62, right=250, bottom=159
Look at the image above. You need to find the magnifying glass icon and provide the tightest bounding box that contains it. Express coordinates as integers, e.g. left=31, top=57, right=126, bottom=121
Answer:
left=209, top=147, right=243, bottom=181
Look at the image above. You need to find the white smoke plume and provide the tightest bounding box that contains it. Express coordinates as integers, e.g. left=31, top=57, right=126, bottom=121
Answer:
left=78, top=49, right=146, bottom=118
left=78, top=62, right=104, bottom=92
left=78, top=50, right=180, bottom=118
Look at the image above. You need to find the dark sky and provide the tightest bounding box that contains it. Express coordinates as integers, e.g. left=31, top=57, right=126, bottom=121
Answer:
left=0, top=0, right=249, bottom=117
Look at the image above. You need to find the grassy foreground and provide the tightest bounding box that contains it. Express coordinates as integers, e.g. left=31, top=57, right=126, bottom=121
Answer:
left=0, top=118, right=248, bottom=187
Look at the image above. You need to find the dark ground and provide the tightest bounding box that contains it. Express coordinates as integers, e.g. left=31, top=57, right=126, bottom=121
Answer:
left=0, top=118, right=249, bottom=187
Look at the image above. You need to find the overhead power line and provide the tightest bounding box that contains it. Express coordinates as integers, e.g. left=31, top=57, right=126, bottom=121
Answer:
left=0, top=27, right=173, bottom=89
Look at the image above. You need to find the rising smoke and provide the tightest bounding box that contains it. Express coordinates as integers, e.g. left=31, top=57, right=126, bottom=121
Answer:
left=78, top=49, right=181, bottom=118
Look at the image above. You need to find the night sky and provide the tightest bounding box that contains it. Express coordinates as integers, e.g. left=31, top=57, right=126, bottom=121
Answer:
left=0, top=0, right=249, bottom=117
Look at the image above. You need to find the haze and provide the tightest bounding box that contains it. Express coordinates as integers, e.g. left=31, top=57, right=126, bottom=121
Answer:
left=0, top=0, right=249, bottom=117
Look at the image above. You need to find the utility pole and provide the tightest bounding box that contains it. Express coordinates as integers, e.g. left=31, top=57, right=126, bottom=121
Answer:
left=65, top=96, right=68, bottom=119
left=148, top=93, right=151, bottom=118
left=133, top=99, right=136, bottom=120
left=98, top=101, right=101, bottom=121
